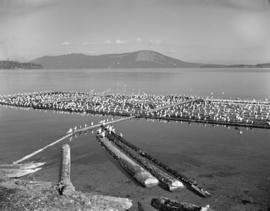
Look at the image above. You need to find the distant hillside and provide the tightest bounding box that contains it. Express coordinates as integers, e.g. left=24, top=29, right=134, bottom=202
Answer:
left=0, top=61, right=43, bottom=69
left=202, top=63, right=270, bottom=68
left=31, top=50, right=202, bottom=69
left=257, top=63, right=270, bottom=68
left=31, top=50, right=270, bottom=69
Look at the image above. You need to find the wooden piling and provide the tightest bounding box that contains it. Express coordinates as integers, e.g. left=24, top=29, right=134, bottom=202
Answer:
left=57, top=144, right=75, bottom=195
left=97, top=135, right=159, bottom=188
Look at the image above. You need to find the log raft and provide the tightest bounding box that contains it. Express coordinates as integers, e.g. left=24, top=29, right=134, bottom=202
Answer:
left=96, top=135, right=159, bottom=188
left=105, top=131, right=183, bottom=191
left=106, top=130, right=210, bottom=197
left=151, top=197, right=213, bottom=211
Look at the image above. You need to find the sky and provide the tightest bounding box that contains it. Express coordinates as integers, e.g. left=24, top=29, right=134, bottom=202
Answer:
left=0, top=0, right=270, bottom=64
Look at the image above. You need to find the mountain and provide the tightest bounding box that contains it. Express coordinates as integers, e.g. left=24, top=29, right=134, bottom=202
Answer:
left=0, top=61, right=43, bottom=69
left=31, top=50, right=202, bottom=69
left=202, top=63, right=270, bottom=68
left=31, top=50, right=270, bottom=69
left=257, top=63, right=270, bottom=68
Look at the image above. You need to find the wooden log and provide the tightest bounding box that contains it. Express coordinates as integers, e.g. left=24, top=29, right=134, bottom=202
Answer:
left=105, top=132, right=183, bottom=191
left=57, top=144, right=75, bottom=195
left=0, top=167, right=42, bottom=178
left=151, top=197, right=213, bottom=211
left=13, top=134, right=73, bottom=164
left=0, top=162, right=45, bottom=178
left=91, top=195, right=133, bottom=210
left=97, top=135, right=159, bottom=188
left=0, top=162, right=45, bottom=169
left=108, top=131, right=210, bottom=197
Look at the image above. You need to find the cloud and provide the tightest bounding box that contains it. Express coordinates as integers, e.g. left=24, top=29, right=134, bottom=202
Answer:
left=136, top=37, right=142, bottom=42
left=86, top=50, right=96, bottom=54
left=82, top=41, right=107, bottom=45
left=61, top=41, right=71, bottom=46
left=232, top=13, right=269, bottom=47
left=82, top=40, right=127, bottom=45
left=0, top=49, right=5, bottom=60
left=22, top=0, right=55, bottom=7
left=0, top=0, right=58, bottom=17
left=104, top=40, right=112, bottom=44
left=115, top=39, right=126, bottom=44
left=82, top=41, right=90, bottom=45
left=0, top=0, right=55, bottom=8
left=212, top=0, right=269, bottom=10
left=149, top=39, right=162, bottom=45
left=104, top=39, right=126, bottom=44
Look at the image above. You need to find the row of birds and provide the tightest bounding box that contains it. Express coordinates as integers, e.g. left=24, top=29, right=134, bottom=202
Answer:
left=0, top=91, right=269, bottom=128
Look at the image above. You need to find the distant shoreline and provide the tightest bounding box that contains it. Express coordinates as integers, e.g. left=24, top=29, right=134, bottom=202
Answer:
left=1, top=50, right=270, bottom=69
left=29, top=50, right=270, bottom=69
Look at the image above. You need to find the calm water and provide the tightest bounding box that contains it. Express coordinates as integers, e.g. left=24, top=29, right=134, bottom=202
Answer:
left=0, top=68, right=270, bottom=210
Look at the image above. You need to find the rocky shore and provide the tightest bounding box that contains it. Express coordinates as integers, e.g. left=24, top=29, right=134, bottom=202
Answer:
left=0, top=176, right=132, bottom=211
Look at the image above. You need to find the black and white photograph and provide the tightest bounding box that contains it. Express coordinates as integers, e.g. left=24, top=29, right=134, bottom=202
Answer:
left=0, top=0, right=270, bottom=210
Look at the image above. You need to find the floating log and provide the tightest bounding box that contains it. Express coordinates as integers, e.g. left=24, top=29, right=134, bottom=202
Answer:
left=107, top=130, right=210, bottom=197
left=0, top=162, right=45, bottom=169
left=105, top=131, right=183, bottom=191
left=0, top=167, right=42, bottom=178
left=57, top=144, right=75, bottom=195
left=151, top=197, right=213, bottom=211
left=12, top=117, right=136, bottom=165
left=97, top=135, right=159, bottom=188
left=0, top=162, right=45, bottom=178
left=91, top=195, right=133, bottom=210
left=13, top=134, right=73, bottom=164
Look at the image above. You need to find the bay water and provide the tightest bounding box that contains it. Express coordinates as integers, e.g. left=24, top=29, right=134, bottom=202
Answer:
left=0, top=68, right=269, bottom=210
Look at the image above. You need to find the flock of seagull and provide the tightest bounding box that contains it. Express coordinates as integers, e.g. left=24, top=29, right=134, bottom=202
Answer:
left=0, top=91, right=269, bottom=130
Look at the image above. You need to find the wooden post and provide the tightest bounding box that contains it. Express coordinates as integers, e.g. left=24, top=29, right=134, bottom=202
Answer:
left=57, top=144, right=75, bottom=195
